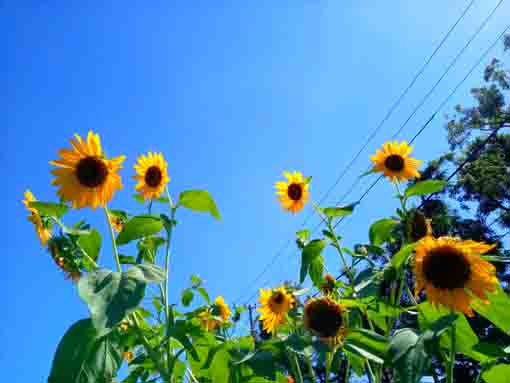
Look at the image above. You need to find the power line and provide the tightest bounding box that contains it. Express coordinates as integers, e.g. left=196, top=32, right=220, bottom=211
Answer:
left=231, top=1, right=477, bottom=306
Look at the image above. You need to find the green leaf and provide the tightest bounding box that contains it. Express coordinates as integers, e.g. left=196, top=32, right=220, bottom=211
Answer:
left=322, top=203, right=358, bottom=219
left=29, top=201, right=68, bottom=218
left=196, top=287, right=210, bottom=304
left=482, top=364, right=510, bottom=383
left=77, top=229, right=101, bottom=265
left=359, top=168, right=375, bottom=178
left=404, top=180, right=447, bottom=198
left=48, top=319, right=122, bottom=383
left=344, top=329, right=388, bottom=364
left=127, top=264, right=165, bottom=283
left=119, top=255, right=136, bottom=264
left=369, top=219, right=397, bottom=246
left=178, top=190, right=221, bottom=220
left=191, top=274, right=203, bottom=287
left=296, top=229, right=310, bottom=242
left=299, top=239, right=326, bottom=283
left=171, top=320, right=200, bottom=361
left=182, top=288, right=194, bottom=307
left=470, top=286, right=510, bottom=334
left=78, top=269, right=146, bottom=331
left=391, top=243, right=416, bottom=270
left=309, top=255, right=325, bottom=288
left=132, top=194, right=145, bottom=204
left=480, top=255, right=510, bottom=263
left=116, top=215, right=164, bottom=246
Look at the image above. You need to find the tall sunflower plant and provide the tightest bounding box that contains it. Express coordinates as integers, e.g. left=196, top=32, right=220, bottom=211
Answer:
left=25, top=134, right=510, bottom=383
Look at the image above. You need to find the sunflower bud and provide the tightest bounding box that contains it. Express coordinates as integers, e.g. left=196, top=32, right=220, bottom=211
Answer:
left=407, top=210, right=432, bottom=242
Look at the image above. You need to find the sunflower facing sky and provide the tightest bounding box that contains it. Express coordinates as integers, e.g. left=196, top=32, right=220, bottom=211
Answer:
left=50, top=132, right=125, bottom=209
left=370, top=141, right=421, bottom=182
left=414, top=236, right=498, bottom=316
left=257, top=286, right=295, bottom=334
left=22, top=190, right=52, bottom=246
left=304, top=297, right=347, bottom=345
left=275, top=171, right=310, bottom=213
left=133, top=152, right=170, bottom=201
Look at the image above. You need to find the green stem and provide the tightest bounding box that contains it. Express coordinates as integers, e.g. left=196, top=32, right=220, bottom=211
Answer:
left=448, top=322, right=456, bottom=383
left=365, top=360, right=376, bottom=383
left=343, top=359, right=351, bottom=383
left=104, top=207, right=121, bottom=272
left=148, top=198, right=153, bottom=215
left=325, top=351, right=333, bottom=383
left=394, top=181, right=407, bottom=213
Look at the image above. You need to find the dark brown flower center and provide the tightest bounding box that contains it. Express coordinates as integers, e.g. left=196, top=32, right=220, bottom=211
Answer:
left=305, top=299, right=343, bottom=337
left=287, top=183, right=303, bottom=201
left=384, top=154, right=405, bottom=172
left=272, top=291, right=285, bottom=305
left=76, top=156, right=108, bottom=188
left=422, top=246, right=471, bottom=289
left=145, top=166, right=163, bottom=187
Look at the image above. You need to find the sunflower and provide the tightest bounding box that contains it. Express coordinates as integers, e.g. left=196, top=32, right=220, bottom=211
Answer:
left=199, top=311, right=220, bottom=332
left=50, top=132, right=125, bottom=209
left=275, top=171, right=310, bottom=213
left=213, top=296, right=231, bottom=321
left=304, top=297, right=347, bottom=345
left=133, top=152, right=170, bottom=201
left=370, top=141, right=421, bottom=182
left=22, top=190, right=52, bottom=246
left=320, top=273, right=337, bottom=295
left=414, top=236, right=498, bottom=316
left=257, top=287, right=295, bottom=334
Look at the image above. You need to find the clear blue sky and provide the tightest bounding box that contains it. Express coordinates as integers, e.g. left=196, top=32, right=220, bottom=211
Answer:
left=3, top=1, right=509, bottom=381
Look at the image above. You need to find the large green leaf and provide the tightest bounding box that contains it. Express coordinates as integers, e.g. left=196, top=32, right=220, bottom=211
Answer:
left=77, top=229, right=101, bottom=265
left=404, top=180, right=447, bottom=198
left=344, top=329, right=389, bottom=364
left=29, top=201, right=68, bottom=218
left=78, top=269, right=146, bottom=331
left=482, top=364, right=510, bottom=383
left=178, top=190, right=221, bottom=220
left=391, top=243, right=416, bottom=270
left=369, top=219, right=397, bottom=246
left=116, top=215, right=164, bottom=246
left=417, top=302, right=489, bottom=362
left=309, top=255, right=325, bottom=288
left=181, top=288, right=194, bottom=307
left=470, top=286, right=510, bottom=335
left=299, top=239, right=326, bottom=284
left=126, top=264, right=165, bottom=283
left=322, top=203, right=357, bottom=219
left=48, top=319, right=122, bottom=383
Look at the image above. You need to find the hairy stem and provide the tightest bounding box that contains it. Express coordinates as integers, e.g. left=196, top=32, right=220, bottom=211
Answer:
left=104, top=206, right=121, bottom=272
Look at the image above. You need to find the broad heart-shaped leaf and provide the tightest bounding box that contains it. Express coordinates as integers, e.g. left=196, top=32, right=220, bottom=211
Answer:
left=309, top=255, right=325, bottom=288
left=48, top=319, right=122, bottom=383
left=482, top=364, right=510, bottom=383
left=322, top=203, right=358, bottom=219
left=391, top=243, right=416, bottom=270
left=77, top=229, right=101, bottom=266
left=369, top=219, right=397, bottom=246
left=78, top=269, right=146, bottom=331
left=299, top=239, right=326, bottom=283
left=181, top=288, right=194, bottom=307
left=417, top=302, right=492, bottom=362
left=116, top=215, right=164, bottom=246
left=29, top=201, right=69, bottom=218
left=344, top=329, right=389, bottom=364
left=126, top=264, right=165, bottom=283
left=178, top=190, right=221, bottom=220
left=470, top=286, right=510, bottom=335
left=404, top=180, right=447, bottom=198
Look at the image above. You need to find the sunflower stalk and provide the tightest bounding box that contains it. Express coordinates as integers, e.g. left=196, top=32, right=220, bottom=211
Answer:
left=447, top=321, right=456, bottom=383
left=104, top=206, right=121, bottom=272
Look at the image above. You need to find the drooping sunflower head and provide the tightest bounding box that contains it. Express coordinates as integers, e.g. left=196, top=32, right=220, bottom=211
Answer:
left=320, top=273, right=337, bottom=295
left=22, top=190, right=52, bottom=246
left=48, top=238, right=81, bottom=282
left=304, top=297, right=347, bottom=346
left=275, top=171, right=310, bottom=213
left=407, top=210, right=432, bottom=243
left=133, top=152, right=170, bottom=201
left=212, top=296, right=231, bottom=321
left=414, top=236, right=498, bottom=316
left=199, top=310, right=220, bottom=332
left=370, top=141, right=421, bottom=182
left=50, top=132, right=126, bottom=209
left=257, top=287, right=295, bottom=334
